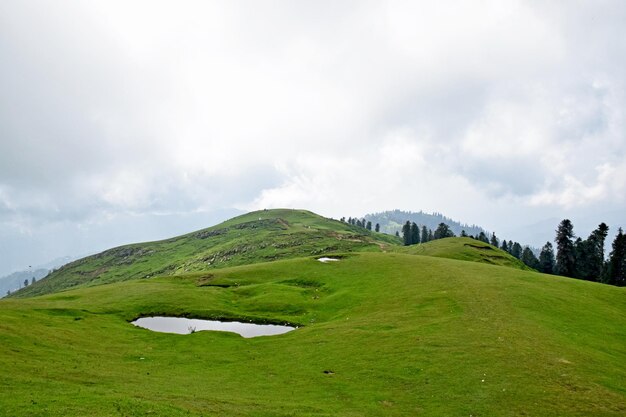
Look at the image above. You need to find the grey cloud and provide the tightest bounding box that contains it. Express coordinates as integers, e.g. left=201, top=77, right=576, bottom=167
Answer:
left=1, top=1, right=625, bottom=273
left=457, top=156, right=546, bottom=198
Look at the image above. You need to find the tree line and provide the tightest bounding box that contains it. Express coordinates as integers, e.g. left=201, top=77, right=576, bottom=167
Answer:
left=340, top=217, right=380, bottom=233
left=400, top=221, right=454, bottom=245
left=550, top=220, right=625, bottom=286
left=343, top=214, right=625, bottom=287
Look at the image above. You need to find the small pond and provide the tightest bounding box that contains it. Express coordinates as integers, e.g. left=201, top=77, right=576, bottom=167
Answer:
left=132, top=316, right=295, bottom=338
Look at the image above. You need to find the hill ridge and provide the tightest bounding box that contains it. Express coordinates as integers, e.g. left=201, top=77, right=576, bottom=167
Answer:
left=14, top=209, right=398, bottom=297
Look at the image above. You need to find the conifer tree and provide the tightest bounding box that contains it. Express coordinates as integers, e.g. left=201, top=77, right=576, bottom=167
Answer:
left=510, top=242, right=522, bottom=259
left=573, top=237, right=587, bottom=279
left=555, top=219, right=576, bottom=277
left=375, top=223, right=380, bottom=233
left=500, top=240, right=508, bottom=252
left=477, top=231, right=489, bottom=243
left=433, top=223, right=454, bottom=240
left=461, top=230, right=467, bottom=237
left=421, top=226, right=429, bottom=243
left=588, top=223, right=609, bottom=280
left=606, top=228, right=626, bottom=286
left=428, top=229, right=433, bottom=241
left=539, top=242, right=555, bottom=274
left=366, top=221, right=372, bottom=231
left=410, top=222, right=420, bottom=244
left=521, top=247, right=540, bottom=269
left=402, top=221, right=412, bottom=246
left=490, top=233, right=499, bottom=247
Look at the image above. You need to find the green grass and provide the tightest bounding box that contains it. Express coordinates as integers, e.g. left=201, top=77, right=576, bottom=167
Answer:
left=1, top=252, right=625, bottom=416
left=397, top=237, right=531, bottom=270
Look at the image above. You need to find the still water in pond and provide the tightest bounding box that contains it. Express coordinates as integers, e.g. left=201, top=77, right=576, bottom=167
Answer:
left=132, top=317, right=295, bottom=338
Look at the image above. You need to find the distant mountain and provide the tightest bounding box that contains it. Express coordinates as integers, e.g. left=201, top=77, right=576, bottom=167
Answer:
left=0, top=268, right=49, bottom=297
left=364, top=210, right=487, bottom=237
left=0, top=255, right=77, bottom=297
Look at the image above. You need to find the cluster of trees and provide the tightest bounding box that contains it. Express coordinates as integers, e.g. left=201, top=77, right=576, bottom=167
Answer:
left=401, top=221, right=454, bottom=245
left=446, top=220, right=625, bottom=286
left=364, top=210, right=484, bottom=237
left=340, top=217, right=381, bottom=233
left=343, top=213, right=625, bottom=287
left=550, top=220, right=625, bottom=286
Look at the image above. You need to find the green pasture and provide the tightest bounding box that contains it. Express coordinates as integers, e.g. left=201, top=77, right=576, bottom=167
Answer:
left=2, top=251, right=624, bottom=416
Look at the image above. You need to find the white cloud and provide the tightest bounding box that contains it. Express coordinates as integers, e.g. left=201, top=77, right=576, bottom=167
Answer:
left=0, top=0, right=625, bottom=273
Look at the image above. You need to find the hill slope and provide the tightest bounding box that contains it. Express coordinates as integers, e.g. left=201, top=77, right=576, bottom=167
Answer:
left=1, top=252, right=624, bottom=416
left=401, top=237, right=531, bottom=270
left=16, top=209, right=399, bottom=297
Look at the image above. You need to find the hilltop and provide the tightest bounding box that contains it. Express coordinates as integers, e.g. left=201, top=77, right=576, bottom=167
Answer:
left=16, top=209, right=399, bottom=297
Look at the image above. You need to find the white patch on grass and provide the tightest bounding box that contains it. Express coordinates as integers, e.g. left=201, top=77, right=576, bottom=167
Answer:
left=317, top=257, right=339, bottom=263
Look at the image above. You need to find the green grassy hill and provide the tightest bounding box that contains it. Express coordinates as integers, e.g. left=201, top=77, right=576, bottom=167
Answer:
left=16, top=209, right=399, bottom=297
left=403, top=236, right=531, bottom=270
left=1, top=209, right=625, bottom=416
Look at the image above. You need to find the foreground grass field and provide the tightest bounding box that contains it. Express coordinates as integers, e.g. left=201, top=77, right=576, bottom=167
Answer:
left=1, top=251, right=625, bottom=416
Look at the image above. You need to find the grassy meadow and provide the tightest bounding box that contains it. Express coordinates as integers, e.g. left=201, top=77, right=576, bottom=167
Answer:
left=2, top=249, right=625, bottom=416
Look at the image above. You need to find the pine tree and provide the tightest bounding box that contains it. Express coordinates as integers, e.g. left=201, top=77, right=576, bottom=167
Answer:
left=428, top=229, right=434, bottom=241
left=588, top=223, right=609, bottom=281
left=606, top=228, right=626, bottom=286
left=409, top=222, right=419, bottom=244
left=490, top=233, right=498, bottom=247
left=573, top=237, right=589, bottom=279
left=538, top=242, right=555, bottom=274
left=402, top=221, right=412, bottom=246
left=375, top=223, right=380, bottom=233
left=461, top=230, right=467, bottom=237
left=500, top=240, right=508, bottom=252
left=366, top=221, right=372, bottom=231
left=433, top=223, right=454, bottom=240
left=477, top=231, right=489, bottom=243
left=521, top=247, right=540, bottom=269
left=421, top=226, right=429, bottom=243
left=555, top=219, right=576, bottom=277
left=510, top=242, right=522, bottom=259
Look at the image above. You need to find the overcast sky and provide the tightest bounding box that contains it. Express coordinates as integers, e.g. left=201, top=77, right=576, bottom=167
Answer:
left=1, top=1, right=625, bottom=276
